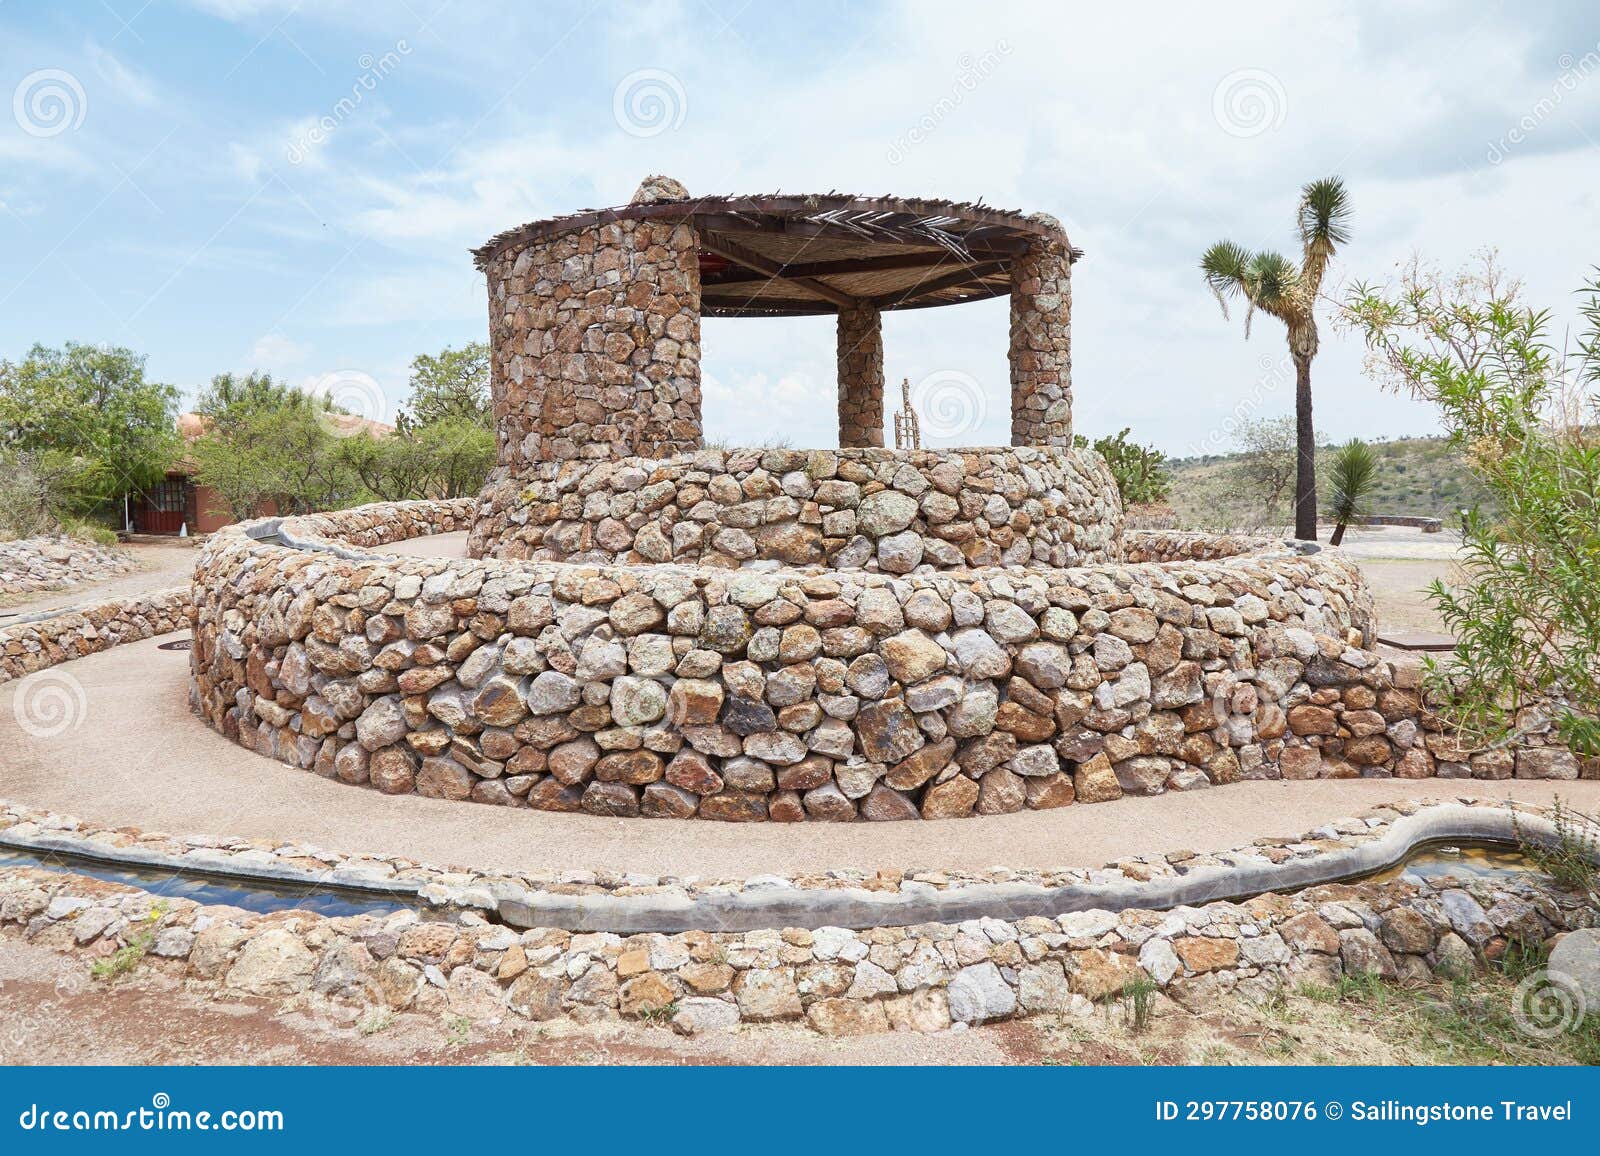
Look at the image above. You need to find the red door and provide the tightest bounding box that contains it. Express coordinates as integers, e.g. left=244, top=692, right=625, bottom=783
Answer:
left=138, top=478, right=188, bottom=534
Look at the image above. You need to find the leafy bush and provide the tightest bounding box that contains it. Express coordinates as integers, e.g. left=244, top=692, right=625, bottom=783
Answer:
left=1075, top=428, right=1172, bottom=505
left=1342, top=255, right=1600, bottom=754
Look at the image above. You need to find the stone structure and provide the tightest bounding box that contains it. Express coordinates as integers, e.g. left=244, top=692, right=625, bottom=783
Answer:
left=472, top=181, right=1085, bottom=465
left=1, top=586, right=190, bottom=683
left=4, top=798, right=1593, bottom=1036
left=1008, top=222, right=1073, bottom=446
left=468, top=446, right=1123, bottom=571
left=175, top=181, right=1586, bottom=822
left=480, top=214, right=702, bottom=471
left=186, top=500, right=1585, bottom=823
left=835, top=303, right=884, bottom=448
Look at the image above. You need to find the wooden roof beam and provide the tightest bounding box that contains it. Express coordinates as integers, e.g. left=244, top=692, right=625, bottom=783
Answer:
left=698, top=232, right=857, bottom=309
left=870, top=260, right=1010, bottom=307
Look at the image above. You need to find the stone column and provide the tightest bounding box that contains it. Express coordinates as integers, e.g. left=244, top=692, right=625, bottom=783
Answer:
left=1008, top=230, right=1073, bottom=447
left=836, top=302, right=884, bottom=448
left=481, top=177, right=703, bottom=470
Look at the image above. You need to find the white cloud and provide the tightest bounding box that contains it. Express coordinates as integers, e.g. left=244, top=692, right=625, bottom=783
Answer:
left=249, top=331, right=310, bottom=369
left=84, top=41, right=159, bottom=107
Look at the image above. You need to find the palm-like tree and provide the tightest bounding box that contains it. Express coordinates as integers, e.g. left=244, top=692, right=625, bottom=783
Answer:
left=1201, top=177, right=1352, bottom=540
left=1325, top=437, right=1377, bottom=546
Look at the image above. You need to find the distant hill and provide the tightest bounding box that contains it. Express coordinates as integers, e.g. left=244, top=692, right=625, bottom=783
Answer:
left=1164, top=434, right=1492, bottom=532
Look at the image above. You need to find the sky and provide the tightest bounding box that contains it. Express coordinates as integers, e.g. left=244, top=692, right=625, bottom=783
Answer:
left=3, top=0, right=1599, bottom=457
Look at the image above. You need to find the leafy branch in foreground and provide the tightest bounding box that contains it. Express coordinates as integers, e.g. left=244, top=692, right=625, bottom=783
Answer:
left=1340, top=253, right=1600, bottom=755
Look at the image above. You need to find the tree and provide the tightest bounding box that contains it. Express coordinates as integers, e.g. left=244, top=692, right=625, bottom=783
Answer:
left=194, top=370, right=320, bottom=433
left=0, top=342, right=179, bottom=521
left=1325, top=437, right=1377, bottom=546
left=1074, top=428, right=1171, bottom=505
left=189, top=371, right=358, bottom=520
left=1341, top=255, right=1600, bottom=755
left=1201, top=177, right=1352, bottom=540
left=403, top=342, right=490, bottom=429
left=338, top=418, right=494, bottom=501
left=1230, top=415, right=1299, bottom=518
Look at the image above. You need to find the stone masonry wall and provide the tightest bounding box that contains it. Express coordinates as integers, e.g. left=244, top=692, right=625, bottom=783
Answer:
left=484, top=216, right=702, bottom=470
left=836, top=303, right=885, bottom=448
left=468, top=446, right=1124, bottom=572
left=183, top=497, right=1590, bottom=826
left=5, top=798, right=1592, bottom=1037
left=1008, top=225, right=1073, bottom=447
left=1, top=586, right=190, bottom=684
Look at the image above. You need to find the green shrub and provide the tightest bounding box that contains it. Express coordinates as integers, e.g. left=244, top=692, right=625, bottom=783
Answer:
left=1075, top=428, right=1172, bottom=505
left=1343, top=256, right=1600, bottom=755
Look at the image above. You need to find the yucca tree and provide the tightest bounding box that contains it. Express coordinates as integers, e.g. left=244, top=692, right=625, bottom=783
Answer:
left=1325, top=437, right=1377, bottom=546
left=1201, top=177, right=1352, bottom=540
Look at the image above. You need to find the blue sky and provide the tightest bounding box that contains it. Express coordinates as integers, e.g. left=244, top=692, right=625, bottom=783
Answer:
left=3, top=0, right=1599, bottom=455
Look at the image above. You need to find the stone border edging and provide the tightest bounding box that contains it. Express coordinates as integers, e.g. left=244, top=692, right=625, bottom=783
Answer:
left=3, top=795, right=1592, bottom=1037
left=4, top=796, right=1589, bottom=934
left=471, top=804, right=1595, bottom=931
left=0, top=585, right=190, bottom=684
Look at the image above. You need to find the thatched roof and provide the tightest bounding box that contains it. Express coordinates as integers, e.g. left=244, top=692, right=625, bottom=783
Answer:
left=471, top=191, right=1080, bottom=318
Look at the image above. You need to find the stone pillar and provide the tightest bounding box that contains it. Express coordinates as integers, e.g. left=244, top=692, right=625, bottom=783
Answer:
left=1008, top=230, right=1073, bottom=447
left=836, top=302, right=884, bottom=448
left=482, top=178, right=703, bottom=469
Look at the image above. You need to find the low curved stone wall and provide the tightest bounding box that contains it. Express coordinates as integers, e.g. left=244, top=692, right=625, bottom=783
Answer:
left=4, top=799, right=1593, bottom=1036
left=193, top=495, right=1593, bottom=824
left=1124, top=530, right=1286, bottom=563
left=1, top=587, right=190, bottom=683
left=468, top=446, right=1124, bottom=571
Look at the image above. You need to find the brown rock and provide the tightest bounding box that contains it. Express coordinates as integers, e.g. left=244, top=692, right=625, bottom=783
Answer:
left=1279, top=912, right=1340, bottom=954
left=855, top=697, right=925, bottom=763
left=885, top=738, right=956, bottom=790
left=806, top=997, right=890, bottom=1036
left=620, top=971, right=677, bottom=1017
left=416, top=757, right=474, bottom=800
left=667, top=678, right=724, bottom=726
left=1065, top=948, right=1145, bottom=1000
left=1287, top=704, right=1337, bottom=735
left=641, top=781, right=699, bottom=818
left=526, top=777, right=583, bottom=812
left=1072, top=753, right=1123, bottom=803
left=920, top=774, right=979, bottom=819
left=595, top=749, right=664, bottom=784
left=1024, top=772, right=1075, bottom=809
left=1174, top=937, right=1239, bottom=973
left=580, top=781, right=639, bottom=816
left=860, top=783, right=920, bottom=821
left=699, top=791, right=769, bottom=822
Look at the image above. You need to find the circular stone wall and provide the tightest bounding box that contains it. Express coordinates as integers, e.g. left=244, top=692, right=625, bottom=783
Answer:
left=177, top=498, right=1483, bottom=826
left=469, top=445, right=1123, bottom=572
